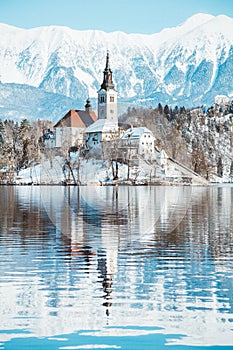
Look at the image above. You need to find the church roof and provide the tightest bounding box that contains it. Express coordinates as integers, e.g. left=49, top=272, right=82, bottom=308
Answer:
left=54, top=109, right=97, bottom=128
left=85, top=119, right=118, bottom=133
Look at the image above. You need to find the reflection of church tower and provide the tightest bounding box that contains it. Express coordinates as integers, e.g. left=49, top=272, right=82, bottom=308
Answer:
left=98, top=251, right=114, bottom=317
left=98, top=51, right=118, bottom=125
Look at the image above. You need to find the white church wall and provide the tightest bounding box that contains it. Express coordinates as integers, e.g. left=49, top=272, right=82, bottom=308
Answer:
left=55, top=127, right=85, bottom=148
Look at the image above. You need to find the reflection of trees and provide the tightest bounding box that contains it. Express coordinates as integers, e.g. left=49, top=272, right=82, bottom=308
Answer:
left=3, top=185, right=232, bottom=262
left=148, top=187, right=233, bottom=261
left=0, top=186, right=52, bottom=241
left=2, top=185, right=232, bottom=261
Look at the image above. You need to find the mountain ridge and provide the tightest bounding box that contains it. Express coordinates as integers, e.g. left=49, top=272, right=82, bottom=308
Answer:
left=0, top=13, right=233, bottom=121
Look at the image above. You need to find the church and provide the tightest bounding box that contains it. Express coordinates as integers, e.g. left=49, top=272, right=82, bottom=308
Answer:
left=53, top=98, right=97, bottom=148
left=50, top=51, right=119, bottom=150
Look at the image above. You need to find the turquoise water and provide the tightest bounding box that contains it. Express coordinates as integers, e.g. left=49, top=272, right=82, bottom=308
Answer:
left=0, top=185, right=233, bottom=350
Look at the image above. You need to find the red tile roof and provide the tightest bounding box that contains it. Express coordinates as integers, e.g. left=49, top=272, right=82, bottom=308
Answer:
left=54, top=110, right=97, bottom=128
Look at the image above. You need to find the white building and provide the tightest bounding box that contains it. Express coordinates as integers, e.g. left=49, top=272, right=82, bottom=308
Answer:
left=85, top=119, right=118, bottom=149
left=120, top=127, right=155, bottom=159
left=215, top=95, right=231, bottom=106
left=214, top=95, right=232, bottom=113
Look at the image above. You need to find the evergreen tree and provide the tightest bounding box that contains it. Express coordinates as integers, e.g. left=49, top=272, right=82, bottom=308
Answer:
left=158, top=103, right=163, bottom=114
left=191, top=140, right=207, bottom=178
left=18, top=119, right=32, bottom=169
left=217, top=157, right=223, bottom=177
left=0, top=119, right=4, bottom=146
left=230, top=161, right=233, bottom=178
left=164, top=104, right=170, bottom=115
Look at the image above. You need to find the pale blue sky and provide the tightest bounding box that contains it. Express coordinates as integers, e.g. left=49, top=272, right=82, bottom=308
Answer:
left=0, top=0, right=233, bottom=34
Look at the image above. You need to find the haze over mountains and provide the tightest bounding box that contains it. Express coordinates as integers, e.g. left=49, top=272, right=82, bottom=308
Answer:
left=0, top=13, right=233, bottom=121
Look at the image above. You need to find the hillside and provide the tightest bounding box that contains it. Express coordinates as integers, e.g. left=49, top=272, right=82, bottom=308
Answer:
left=120, top=99, right=233, bottom=182
left=0, top=82, right=83, bottom=122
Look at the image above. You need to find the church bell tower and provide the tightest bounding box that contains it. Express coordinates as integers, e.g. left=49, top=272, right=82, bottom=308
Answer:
left=98, top=51, right=118, bottom=125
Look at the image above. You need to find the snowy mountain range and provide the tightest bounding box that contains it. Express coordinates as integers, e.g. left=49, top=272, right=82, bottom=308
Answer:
left=0, top=13, right=233, bottom=121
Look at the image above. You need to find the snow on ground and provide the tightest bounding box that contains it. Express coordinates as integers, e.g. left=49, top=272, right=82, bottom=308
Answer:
left=15, top=156, right=141, bottom=185
left=13, top=153, right=212, bottom=186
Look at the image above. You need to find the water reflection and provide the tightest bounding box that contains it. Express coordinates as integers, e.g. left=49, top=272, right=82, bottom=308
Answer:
left=0, top=185, right=233, bottom=348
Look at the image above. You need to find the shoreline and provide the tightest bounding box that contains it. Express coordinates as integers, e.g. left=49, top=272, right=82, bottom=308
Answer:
left=1, top=181, right=232, bottom=187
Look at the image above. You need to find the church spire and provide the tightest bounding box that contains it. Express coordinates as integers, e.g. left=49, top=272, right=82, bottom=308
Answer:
left=100, top=51, right=115, bottom=91
left=85, top=96, right=92, bottom=112
left=105, top=50, right=110, bottom=70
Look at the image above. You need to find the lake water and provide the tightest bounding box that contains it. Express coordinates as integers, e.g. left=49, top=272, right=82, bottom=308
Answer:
left=0, top=185, right=233, bottom=350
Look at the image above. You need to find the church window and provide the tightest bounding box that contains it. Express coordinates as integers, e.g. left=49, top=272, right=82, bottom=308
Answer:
left=100, top=96, right=105, bottom=103
left=110, top=96, right=114, bottom=102
left=110, top=109, right=114, bottom=113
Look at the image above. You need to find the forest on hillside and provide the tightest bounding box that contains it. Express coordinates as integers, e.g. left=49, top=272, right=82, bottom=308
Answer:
left=0, top=119, right=53, bottom=177
left=0, top=100, right=233, bottom=182
left=120, top=102, right=233, bottom=180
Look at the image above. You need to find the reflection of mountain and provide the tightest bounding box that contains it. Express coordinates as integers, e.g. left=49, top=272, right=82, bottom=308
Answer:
left=0, top=185, right=233, bottom=346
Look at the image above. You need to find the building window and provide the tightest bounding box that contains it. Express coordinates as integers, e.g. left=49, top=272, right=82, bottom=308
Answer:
left=110, top=96, right=114, bottom=102
left=110, top=109, right=114, bottom=113
left=100, top=96, right=105, bottom=103
left=93, top=133, right=98, bottom=141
